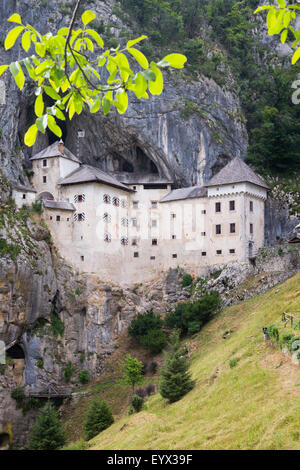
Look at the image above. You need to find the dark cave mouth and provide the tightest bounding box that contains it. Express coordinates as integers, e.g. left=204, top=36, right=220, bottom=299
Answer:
left=6, top=343, right=25, bottom=360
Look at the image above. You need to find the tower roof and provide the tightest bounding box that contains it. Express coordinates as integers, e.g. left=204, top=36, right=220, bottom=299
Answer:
left=160, top=186, right=207, bottom=203
left=206, top=157, right=269, bottom=189
left=30, top=141, right=81, bottom=164
left=58, top=165, right=134, bottom=192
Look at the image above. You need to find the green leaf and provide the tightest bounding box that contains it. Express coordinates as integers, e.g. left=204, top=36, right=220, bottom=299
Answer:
left=277, top=0, right=286, bottom=8
left=292, top=46, right=300, bottom=65
left=36, top=115, right=48, bottom=134
left=142, top=69, right=156, bottom=81
left=9, top=61, right=19, bottom=77
left=0, top=65, right=9, bottom=78
left=102, top=97, right=111, bottom=115
left=35, top=42, right=46, bottom=57
left=148, top=63, right=163, bottom=96
left=115, top=90, right=128, bottom=114
left=24, top=124, right=38, bottom=147
left=8, top=13, right=22, bottom=24
left=5, top=26, right=25, bottom=50
left=281, top=29, right=288, bottom=44
left=128, top=48, right=149, bottom=69
left=21, top=30, right=31, bottom=52
left=254, top=6, right=271, bottom=14
left=44, top=86, right=61, bottom=101
left=10, top=62, right=25, bottom=90
left=127, top=36, right=147, bottom=48
left=90, top=97, right=101, bottom=113
left=47, top=115, right=62, bottom=138
left=81, top=10, right=96, bottom=26
left=85, top=29, right=104, bottom=48
left=160, top=53, right=187, bottom=69
left=134, top=72, right=147, bottom=99
left=54, top=107, right=65, bottom=121
left=35, top=93, right=44, bottom=118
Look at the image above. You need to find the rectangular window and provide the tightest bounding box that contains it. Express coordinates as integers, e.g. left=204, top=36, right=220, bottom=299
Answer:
left=229, top=200, right=235, bottom=211
left=172, top=254, right=177, bottom=258
left=150, top=256, right=156, bottom=260
left=250, top=201, right=253, bottom=212
left=215, top=202, right=221, bottom=213
left=230, top=223, right=236, bottom=233
left=201, top=232, right=206, bottom=236
left=56, top=215, right=60, bottom=222
left=216, top=224, right=221, bottom=235
left=134, top=252, right=139, bottom=258
left=133, top=201, right=139, bottom=209
left=201, top=210, right=206, bottom=214
left=132, top=218, right=137, bottom=227
left=78, top=213, right=85, bottom=222
left=50, top=216, right=52, bottom=220
left=202, top=252, right=207, bottom=256
left=229, top=249, right=236, bottom=254
left=43, top=176, right=47, bottom=183
left=216, top=250, right=222, bottom=255
left=152, top=220, right=157, bottom=228
left=171, top=213, right=176, bottom=219
left=78, top=194, right=83, bottom=203
left=42, top=159, right=47, bottom=167
left=132, top=239, right=138, bottom=246
left=250, top=223, right=253, bottom=234
left=22, top=194, right=26, bottom=199
left=151, top=201, right=158, bottom=208
left=172, top=235, right=176, bottom=239
left=152, top=239, right=158, bottom=246
left=81, top=256, right=84, bottom=261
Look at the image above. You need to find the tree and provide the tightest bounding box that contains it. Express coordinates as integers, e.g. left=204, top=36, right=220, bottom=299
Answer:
left=84, top=399, right=114, bottom=440
left=159, top=331, right=195, bottom=403
left=140, top=328, right=167, bottom=354
left=0, top=0, right=187, bottom=147
left=128, top=309, right=164, bottom=338
left=122, top=353, right=144, bottom=392
left=255, top=1, right=300, bottom=65
left=27, top=402, right=66, bottom=450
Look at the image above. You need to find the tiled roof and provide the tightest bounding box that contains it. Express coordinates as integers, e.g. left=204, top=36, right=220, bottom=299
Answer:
left=160, top=186, right=207, bottom=203
left=58, top=165, right=134, bottom=192
left=114, top=173, right=173, bottom=185
left=206, top=157, right=269, bottom=189
left=30, top=141, right=81, bottom=164
left=12, top=184, right=36, bottom=193
left=43, top=200, right=76, bottom=211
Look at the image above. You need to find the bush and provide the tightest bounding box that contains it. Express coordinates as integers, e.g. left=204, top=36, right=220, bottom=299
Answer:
left=63, top=361, right=73, bottom=383
left=11, top=386, right=26, bottom=408
left=165, top=291, right=221, bottom=336
left=32, top=200, right=43, bottom=214
left=79, top=369, right=90, bottom=384
left=130, top=394, right=144, bottom=413
left=28, top=403, right=66, bottom=450
left=84, top=399, right=114, bottom=441
left=146, top=384, right=155, bottom=396
left=181, top=273, right=193, bottom=287
left=229, top=358, right=238, bottom=369
left=135, top=387, right=147, bottom=399
left=140, top=328, right=167, bottom=354
left=128, top=309, right=163, bottom=338
left=267, top=325, right=279, bottom=343
left=149, top=361, right=158, bottom=374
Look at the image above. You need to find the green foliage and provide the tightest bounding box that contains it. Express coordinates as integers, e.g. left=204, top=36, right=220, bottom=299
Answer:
left=0, top=9, right=186, bottom=147
left=0, top=237, right=21, bottom=261
left=164, top=291, right=221, bottom=336
left=181, top=273, right=193, bottom=287
left=50, top=313, right=65, bottom=338
left=27, top=403, right=66, bottom=450
left=11, top=386, right=26, bottom=407
left=63, top=361, right=73, bottom=383
left=140, top=328, right=167, bottom=354
left=128, top=309, right=163, bottom=338
left=36, top=359, right=44, bottom=369
left=32, top=200, right=43, bottom=214
left=122, top=353, right=144, bottom=391
left=84, top=399, right=114, bottom=440
left=130, top=394, right=144, bottom=413
left=267, top=324, right=280, bottom=343
left=79, top=369, right=90, bottom=384
left=159, top=331, right=195, bottom=403
left=229, top=358, right=238, bottom=368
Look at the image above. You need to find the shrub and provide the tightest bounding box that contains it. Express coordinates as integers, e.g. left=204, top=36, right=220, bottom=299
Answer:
left=32, top=200, right=43, bottom=214
left=229, top=358, right=238, bottom=369
left=165, top=291, right=221, bottom=336
left=84, top=399, right=114, bottom=441
left=128, top=309, right=163, bottom=339
left=79, top=369, right=90, bottom=384
left=149, top=361, right=158, bottom=374
left=135, top=387, right=147, bottom=399
left=122, top=354, right=144, bottom=392
left=267, top=325, right=279, bottom=343
left=181, top=273, right=193, bottom=287
left=36, top=359, right=44, bottom=369
left=140, top=328, right=167, bottom=354
left=27, top=403, right=66, bottom=450
left=11, top=386, right=26, bottom=408
left=146, top=384, right=155, bottom=396
left=130, top=394, right=144, bottom=412
left=63, top=361, right=73, bottom=383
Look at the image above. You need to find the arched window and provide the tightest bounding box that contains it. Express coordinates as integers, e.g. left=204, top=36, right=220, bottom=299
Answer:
left=74, top=194, right=85, bottom=203
left=104, top=233, right=111, bottom=243
left=103, top=194, right=111, bottom=204
left=121, top=217, right=128, bottom=227
left=74, top=213, right=86, bottom=221
left=103, top=213, right=111, bottom=222
left=121, top=237, right=128, bottom=246
left=112, top=197, right=120, bottom=207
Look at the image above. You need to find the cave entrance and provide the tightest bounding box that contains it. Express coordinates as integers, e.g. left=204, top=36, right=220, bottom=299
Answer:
left=6, top=344, right=25, bottom=360
left=0, top=433, right=10, bottom=450
left=136, top=146, right=158, bottom=174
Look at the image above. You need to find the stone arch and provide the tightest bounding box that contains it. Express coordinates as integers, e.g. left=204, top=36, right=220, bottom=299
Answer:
left=6, top=343, right=25, bottom=360
left=37, top=191, right=54, bottom=201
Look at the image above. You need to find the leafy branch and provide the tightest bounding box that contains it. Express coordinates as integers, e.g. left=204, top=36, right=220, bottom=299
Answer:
left=0, top=2, right=187, bottom=147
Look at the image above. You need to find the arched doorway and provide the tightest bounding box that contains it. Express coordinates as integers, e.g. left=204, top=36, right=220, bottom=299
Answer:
left=37, top=192, right=54, bottom=201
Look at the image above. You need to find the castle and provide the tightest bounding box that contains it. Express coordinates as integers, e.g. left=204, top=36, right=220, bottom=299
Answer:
left=13, top=141, right=269, bottom=285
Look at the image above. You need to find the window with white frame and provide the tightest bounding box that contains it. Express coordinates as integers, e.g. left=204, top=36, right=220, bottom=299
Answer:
left=74, top=194, right=85, bottom=203
left=121, top=237, right=128, bottom=246
left=152, top=219, right=157, bottom=228
left=103, top=213, right=111, bottom=222
left=133, top=201, right=139, bottom=209
left=103, top=194, right=111, bottom=204
left=104, top=232, right=111, bottom=243
left=42, top=159, right=47, bottom=167
left=132, top=218, right=137, bottom=227
left=132, top=238, right=138, bottom=246
left=112, top=197, right=120, bottom=207
left=74, top=213, right=86, bottom=222
left=151, top=201, right=158, bottom=209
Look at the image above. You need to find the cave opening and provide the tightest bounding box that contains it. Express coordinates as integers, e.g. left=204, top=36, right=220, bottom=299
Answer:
left=136, top=146, right=159, bottom=174
left=0, top=433, right=10, bottom=450
left=6, top=344, right=25, bottom=359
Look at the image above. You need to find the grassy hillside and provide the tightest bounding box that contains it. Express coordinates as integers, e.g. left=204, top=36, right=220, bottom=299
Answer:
left=85, top=272, right=300, bottom=450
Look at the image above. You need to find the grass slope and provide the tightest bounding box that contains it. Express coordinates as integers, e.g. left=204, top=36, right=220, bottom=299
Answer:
left=88, top=272, right=300, bottom=450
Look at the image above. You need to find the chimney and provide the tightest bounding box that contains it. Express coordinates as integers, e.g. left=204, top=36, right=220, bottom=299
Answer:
left=59, top=139, right=64, bottom=155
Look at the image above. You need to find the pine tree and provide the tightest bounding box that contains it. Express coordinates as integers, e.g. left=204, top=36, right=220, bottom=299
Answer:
left=159, top=331, right=195, bottom=403
left=27, top=402, right=66, bottom=450
left=84, top=399, right=114, bottom=441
